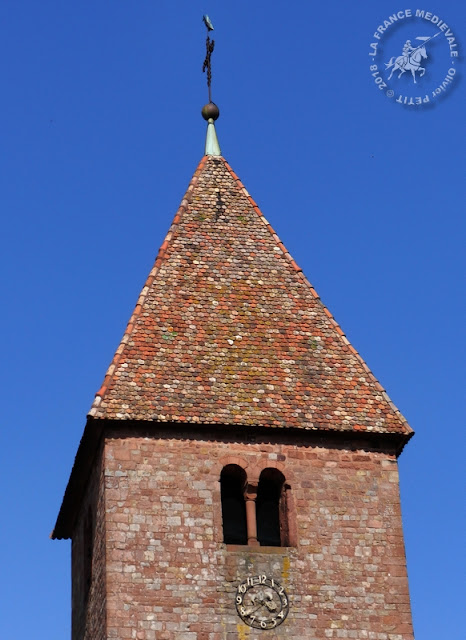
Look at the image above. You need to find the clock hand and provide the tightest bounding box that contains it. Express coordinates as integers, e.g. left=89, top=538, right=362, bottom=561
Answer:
left=244, top=602, right=264, bottom=617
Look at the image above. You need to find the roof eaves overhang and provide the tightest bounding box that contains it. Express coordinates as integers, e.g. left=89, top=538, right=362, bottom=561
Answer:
left=51, top=418, right=104, bottom=540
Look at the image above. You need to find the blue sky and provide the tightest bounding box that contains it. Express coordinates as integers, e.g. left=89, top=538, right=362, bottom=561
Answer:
left=0, top=2, right=464, bottom=638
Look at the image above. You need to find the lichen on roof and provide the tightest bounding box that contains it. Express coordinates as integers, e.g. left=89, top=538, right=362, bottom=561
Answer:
left=89, top=155, right=411, bottom=437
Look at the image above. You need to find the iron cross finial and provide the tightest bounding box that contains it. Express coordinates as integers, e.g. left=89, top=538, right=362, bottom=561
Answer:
left=202, top=15, right=215, bottom=104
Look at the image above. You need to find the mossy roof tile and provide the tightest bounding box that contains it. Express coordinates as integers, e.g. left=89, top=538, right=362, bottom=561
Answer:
left=89, top=156, right=411, bottom=436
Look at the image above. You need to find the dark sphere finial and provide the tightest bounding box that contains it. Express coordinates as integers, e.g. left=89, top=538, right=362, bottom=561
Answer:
left=202, top=102, right=220, bottom=121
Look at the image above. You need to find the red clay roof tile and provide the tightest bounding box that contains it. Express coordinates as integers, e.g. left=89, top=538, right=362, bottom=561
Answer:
left=88, top=156, right=411, bottom=436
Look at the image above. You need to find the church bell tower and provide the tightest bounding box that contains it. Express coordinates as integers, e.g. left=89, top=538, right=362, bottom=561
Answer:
left=53, top=18, right=414, bottom=640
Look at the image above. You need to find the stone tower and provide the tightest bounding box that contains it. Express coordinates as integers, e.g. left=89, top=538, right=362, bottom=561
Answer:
left=53, top=105, right=415, bottom=639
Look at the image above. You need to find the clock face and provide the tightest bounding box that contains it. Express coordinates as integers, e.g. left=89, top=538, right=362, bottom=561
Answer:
left=235, top=574, right=289, bottom=629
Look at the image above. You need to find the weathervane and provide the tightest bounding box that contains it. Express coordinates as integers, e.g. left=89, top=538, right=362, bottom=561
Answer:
left=202, top=15, right=215, bottom=104
left=201, top=15, right=220, bottom=156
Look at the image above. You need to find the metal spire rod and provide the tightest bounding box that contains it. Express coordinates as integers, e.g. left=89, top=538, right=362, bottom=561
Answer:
left=202, top=15, right=215, bottom=104
left=201, top=15, right=220, bottom=156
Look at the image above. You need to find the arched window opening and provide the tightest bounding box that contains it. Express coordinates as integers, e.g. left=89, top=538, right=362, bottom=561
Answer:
left=220, top=465, right=247, bottom=545
left=256, top=468, right=288, bottom=547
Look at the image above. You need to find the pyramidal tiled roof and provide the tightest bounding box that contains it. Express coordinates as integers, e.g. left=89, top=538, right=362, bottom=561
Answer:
left=89, top=155, right=411, bottom=436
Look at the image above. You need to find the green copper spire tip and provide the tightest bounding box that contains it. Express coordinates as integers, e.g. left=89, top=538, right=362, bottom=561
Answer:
left=202, top=102, right=221, bottom=156
left=205, top=118, right=221, bottom=156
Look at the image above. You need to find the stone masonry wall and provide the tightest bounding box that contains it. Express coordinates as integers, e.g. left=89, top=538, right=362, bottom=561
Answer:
left=103, top=432, right=413, bottom=640
left=71, top=444, right=107, bottom=640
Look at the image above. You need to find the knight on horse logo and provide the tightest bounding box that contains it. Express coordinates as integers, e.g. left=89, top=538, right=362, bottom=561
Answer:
left=385, top=32, right=441, bottom=83
left=368, top=10, right=460, bottom=106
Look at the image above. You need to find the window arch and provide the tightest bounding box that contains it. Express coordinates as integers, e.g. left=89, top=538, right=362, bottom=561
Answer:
left=220, top=464, right=294, bottom=547
left=256, top=468, right=285, bottom=546
left=220, top=464, right=247, bottom=545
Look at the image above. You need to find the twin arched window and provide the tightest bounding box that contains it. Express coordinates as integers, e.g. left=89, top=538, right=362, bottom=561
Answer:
left=220, top=465, right=292, bottom=547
